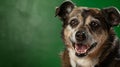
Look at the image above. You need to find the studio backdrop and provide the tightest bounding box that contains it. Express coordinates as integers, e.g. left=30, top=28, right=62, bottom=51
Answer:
left=0, top=0, right=120, bottom=67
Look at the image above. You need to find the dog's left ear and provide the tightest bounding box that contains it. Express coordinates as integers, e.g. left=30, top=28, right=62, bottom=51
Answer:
left=102, top=7, right=120, bottom=26
left=55, top=1, right=75, bottom=21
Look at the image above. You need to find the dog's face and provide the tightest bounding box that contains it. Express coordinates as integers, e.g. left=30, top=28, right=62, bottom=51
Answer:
left=56, top=1, right=120, bottom=57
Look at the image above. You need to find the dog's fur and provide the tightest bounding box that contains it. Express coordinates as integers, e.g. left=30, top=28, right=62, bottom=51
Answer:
left=56, top=1, right=120, bottom=67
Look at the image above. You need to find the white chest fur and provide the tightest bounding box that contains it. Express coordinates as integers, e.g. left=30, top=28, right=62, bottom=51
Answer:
left=68, top=49, right=98, bottom=67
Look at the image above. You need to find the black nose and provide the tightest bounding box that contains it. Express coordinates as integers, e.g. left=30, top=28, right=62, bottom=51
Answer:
left=75, top=31, right=86, bottom=41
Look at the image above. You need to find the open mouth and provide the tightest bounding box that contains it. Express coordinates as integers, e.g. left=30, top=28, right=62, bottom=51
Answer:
left=73, top=42, right=97, bottom=57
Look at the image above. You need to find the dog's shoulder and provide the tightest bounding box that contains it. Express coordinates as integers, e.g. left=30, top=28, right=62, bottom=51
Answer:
left=114, top=38, right=120, bottom=60
left=110, top=39, right=120, bottom=67
left=108, top=37, right=120, bottom=67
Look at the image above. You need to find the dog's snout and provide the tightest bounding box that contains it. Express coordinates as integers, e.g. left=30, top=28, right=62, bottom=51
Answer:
left=75, top=31, right=86, bottom=42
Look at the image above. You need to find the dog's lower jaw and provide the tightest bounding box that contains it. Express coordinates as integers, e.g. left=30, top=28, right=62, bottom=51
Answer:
left=68, top=48, right=98, bottom=67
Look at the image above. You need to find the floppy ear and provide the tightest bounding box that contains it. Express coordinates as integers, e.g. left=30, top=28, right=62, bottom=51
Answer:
left=55, top=1, right=75, bottom=21
left=101, top=7, right=120, bottom=26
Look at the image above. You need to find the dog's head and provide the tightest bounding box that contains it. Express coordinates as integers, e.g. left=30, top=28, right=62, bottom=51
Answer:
left=56, top=1, right=120, bottom=57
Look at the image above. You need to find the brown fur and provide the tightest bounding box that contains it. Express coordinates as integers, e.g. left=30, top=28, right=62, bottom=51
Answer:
left=61, top=49, right=71, bottom=67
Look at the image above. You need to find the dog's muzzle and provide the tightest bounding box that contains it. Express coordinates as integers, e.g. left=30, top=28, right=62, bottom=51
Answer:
left=70, top=30, right=97, bottom=57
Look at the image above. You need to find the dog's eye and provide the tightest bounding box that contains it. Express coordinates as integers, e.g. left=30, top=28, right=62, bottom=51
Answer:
left=90, top=21, right=100, bottom=31
left=70, top=19, right=79, bottom=27
left=90, top=21, right=100, bottom=28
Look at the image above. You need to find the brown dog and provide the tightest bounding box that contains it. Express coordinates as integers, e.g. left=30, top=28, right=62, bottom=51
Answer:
left=56, top=1, right=120, bottom=67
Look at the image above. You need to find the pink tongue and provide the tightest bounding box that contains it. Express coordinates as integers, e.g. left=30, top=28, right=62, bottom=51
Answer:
left=75, top=44, right=87, bottom=53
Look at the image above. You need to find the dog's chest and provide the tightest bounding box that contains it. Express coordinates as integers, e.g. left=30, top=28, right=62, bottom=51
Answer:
left=77, top=58, right=97, bottom=67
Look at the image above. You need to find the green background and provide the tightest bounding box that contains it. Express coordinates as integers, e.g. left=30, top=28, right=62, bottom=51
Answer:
left=0, top=0, right=120, bottom=67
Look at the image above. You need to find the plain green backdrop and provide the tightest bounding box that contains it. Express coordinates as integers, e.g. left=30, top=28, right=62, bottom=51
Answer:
left=0, top=0, right=120, bottom=67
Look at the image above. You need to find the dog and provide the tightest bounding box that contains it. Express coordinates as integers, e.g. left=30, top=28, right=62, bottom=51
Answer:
left=55, top=1, right=120, bottom=67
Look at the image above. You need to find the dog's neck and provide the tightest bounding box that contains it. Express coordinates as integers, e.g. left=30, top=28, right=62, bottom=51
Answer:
left=68, top=48, right=99, bottom=67
left=97, top=37, right=120, bottom=67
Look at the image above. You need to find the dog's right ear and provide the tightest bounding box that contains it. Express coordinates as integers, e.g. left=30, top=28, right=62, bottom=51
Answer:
left=101, top=7, right=120, bottom=27
left=55, top=1, right=75, bottom=21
